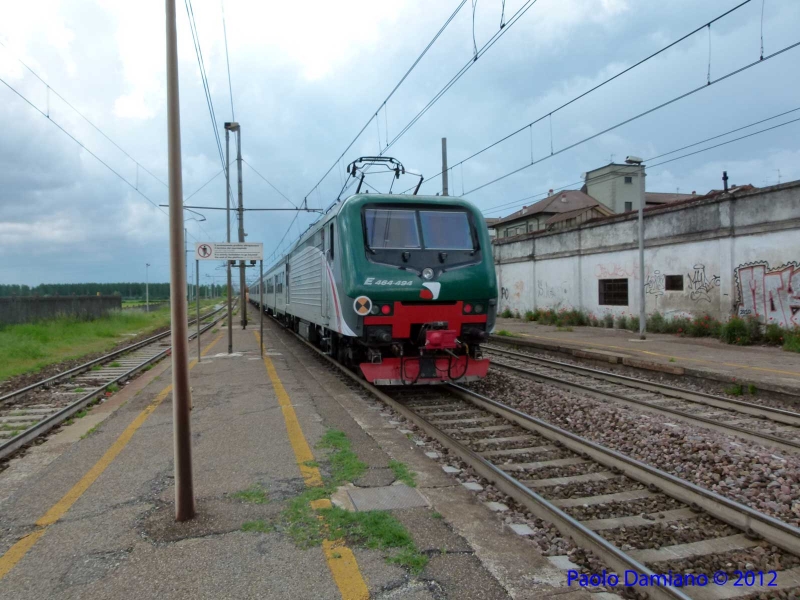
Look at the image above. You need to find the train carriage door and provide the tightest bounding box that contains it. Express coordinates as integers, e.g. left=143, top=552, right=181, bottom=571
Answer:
left=321, top=224, right=330, bottom=319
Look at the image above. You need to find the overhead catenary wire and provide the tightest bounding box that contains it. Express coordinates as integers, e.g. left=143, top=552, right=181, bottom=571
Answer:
left=383, top=0, right=539, bottom=155
left=0, top=73, right=228, bottom=243
left=242, top=159, right=297, bottom=207
left=220, top=0, right=235, bottom=121
left=400, top=0, right=755, bottom=194
left=0, top=37, right=168, bottom=190
left=184, top=0, right=237, bottom=220
left=462, top=39, right=800, bottom=197
left=481, top=109, right=800, bottom=217
left=303, top=0, right=469, bottom=201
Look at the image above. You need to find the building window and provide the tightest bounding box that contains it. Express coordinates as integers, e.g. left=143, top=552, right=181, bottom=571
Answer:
left=624, top=176, right=633, bottom=184
left=599, top=279, right=628, bottom=306
left=624, top=201, right=632, bottom=212
left=665, top=275, right=684, bottom=291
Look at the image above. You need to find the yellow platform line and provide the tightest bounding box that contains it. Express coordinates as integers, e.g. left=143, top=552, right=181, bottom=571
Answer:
left=0, top=332, right=224, bottom=581
left=517, top=332, right=800, bottom=379
left=256, top=331, right=368, bottom=600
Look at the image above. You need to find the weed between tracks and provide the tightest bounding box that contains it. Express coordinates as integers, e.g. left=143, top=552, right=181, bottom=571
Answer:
left=388, top=460, right=417, bottom=487
left=239, top=429, right=428, bottom=574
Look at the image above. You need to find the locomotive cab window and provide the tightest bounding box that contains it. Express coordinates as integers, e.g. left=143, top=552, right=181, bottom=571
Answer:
left=364, top=209, right=420, bottom=249
left=419, top=211, right=474, bottom=250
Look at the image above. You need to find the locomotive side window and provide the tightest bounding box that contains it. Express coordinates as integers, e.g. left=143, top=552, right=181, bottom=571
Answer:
left=419, top=211, right=474, bottom=250
left=364, top=209, right=420, bottom=249
left=329, top=223, right=334, bottom=260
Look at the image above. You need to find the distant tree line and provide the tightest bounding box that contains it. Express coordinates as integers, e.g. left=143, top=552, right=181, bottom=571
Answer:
left=0, top=283, right=229, bottom=300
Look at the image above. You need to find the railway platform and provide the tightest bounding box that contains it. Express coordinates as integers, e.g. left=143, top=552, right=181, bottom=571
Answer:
left=0, top=306, right=590, bottom=600
left=491, top=318, right=800, bottom=398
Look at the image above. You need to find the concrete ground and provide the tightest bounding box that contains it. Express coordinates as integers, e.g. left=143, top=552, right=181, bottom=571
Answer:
left=0, top=306, right=590, bottom=600
left=492, top=317, right=800, bottom=396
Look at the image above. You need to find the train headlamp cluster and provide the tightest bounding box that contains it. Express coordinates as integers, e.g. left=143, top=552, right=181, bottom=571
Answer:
left=422, top=268, right=434, bottom=280
left=463, top=303, right=485, bottom=315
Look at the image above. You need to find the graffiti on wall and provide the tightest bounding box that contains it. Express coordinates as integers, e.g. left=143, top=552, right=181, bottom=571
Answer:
left=537, top=280, right=568, bottom=299
left=687, top=264, right=720, bottom=303
left=595, top=262, right=637, bottom=279
left=644, top=270, right=665, bottom=296
left=735, top=261, right=800, bottom=327
left=500, top=287, right=509, bottom=300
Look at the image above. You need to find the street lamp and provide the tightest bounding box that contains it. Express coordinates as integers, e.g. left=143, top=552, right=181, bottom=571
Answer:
left=146, top=263, right=151, bottom=312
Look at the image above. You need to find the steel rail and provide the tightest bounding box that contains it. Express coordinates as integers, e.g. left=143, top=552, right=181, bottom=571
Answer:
left=0, top=305, right=225, bottom=407
left=447, top=384, right=800, bottom=557
left=0, top=307, right=229, bottom=461
left=262, top=310, right=800, bottom=597
left=265, top=316, right=691, bottom=600
left=485, top=349, right=800, bottom=454
left=485, top=344, right=800, bottom=426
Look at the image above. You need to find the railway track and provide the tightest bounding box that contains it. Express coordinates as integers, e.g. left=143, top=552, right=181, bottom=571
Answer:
left=0, top=304, right=230, bottom=461
left=484, top=344, right=800, bottom=455
left=269, top=315, right=800, bottom=599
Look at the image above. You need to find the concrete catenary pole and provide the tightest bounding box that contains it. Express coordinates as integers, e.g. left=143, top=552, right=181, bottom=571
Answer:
left=236, top=127, right=247, bottom=329
left=225, top=125, right=234, bottom=353
left=441, top=137, right=449, bottom=196
left=638, top=164, right=646, bottom=340
left=165, top=0, right=195, bottom=522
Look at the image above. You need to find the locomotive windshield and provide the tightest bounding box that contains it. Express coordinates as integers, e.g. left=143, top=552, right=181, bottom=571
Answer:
left=364, top=208, right=474, bottom=250
left=364, top=209, right=420, bottom=249
left=419, top=211, right=473, bottom=250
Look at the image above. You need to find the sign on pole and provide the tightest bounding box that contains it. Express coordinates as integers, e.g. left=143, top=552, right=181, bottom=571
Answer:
left=195, top=242, right=263, bottom=261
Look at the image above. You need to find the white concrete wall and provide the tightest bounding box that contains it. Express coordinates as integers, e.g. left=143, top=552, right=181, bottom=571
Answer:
left=494, top=182, right=800, bottom=324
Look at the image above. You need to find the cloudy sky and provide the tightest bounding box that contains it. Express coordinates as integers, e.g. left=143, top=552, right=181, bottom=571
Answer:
left=1, top=0, right=798, bottom=286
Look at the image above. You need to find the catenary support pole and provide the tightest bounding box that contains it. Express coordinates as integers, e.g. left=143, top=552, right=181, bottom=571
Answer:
left=260, top=260, right=263, bottom=357
left=165, top=0, right=195, bottom=522
left=441, top=137, right=449, bottom=196
left=236, top=127, right=247, bottom=329
left=225, top=127, right=233, bottom=353
left=196, top=259, right=200, bottom=362
left=638, top=165, right=646, bottom=340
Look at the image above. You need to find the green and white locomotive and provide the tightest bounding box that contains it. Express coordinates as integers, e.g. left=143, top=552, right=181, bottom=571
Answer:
left=250, top=162, right=498, bottom=385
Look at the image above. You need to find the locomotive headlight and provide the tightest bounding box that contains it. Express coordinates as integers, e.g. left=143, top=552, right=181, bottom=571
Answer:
left=422, top=268, right=434, bottom=280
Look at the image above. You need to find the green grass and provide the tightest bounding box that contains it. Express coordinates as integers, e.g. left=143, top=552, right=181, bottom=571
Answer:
left=0, top=308, right=174, bottom=382
left=142, top=365, right=152, bottom=372
left=91, top=364, right=102, bottom=371
left=241, top=520, right=274, bottom=533
left=275, top=430, right=427, bottom=574
left=316, top=429, right=367, bottom=485
left=106, top=383, right=119, bottom=393
left=431, top=512, right=443, bottom=520
left=109, top=361, right=121, bottom=367
left=80, top=424, right=100, bottom=439
left=388, top=460, right=417, bottom=487
left=725, top=384, right=743, bottom=396
left=556, top=326, right=573, bottom=332
left=748, top=383, right=757, bottom=395
left=231, top=485, right=270, bottom=504
left=74, top=387, right=85, bottom=393
left=495, top=329, right=514, bottom=337
left=321, top=507, right=428, bottom=574
left=74, top=409, right=88, bottom=419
